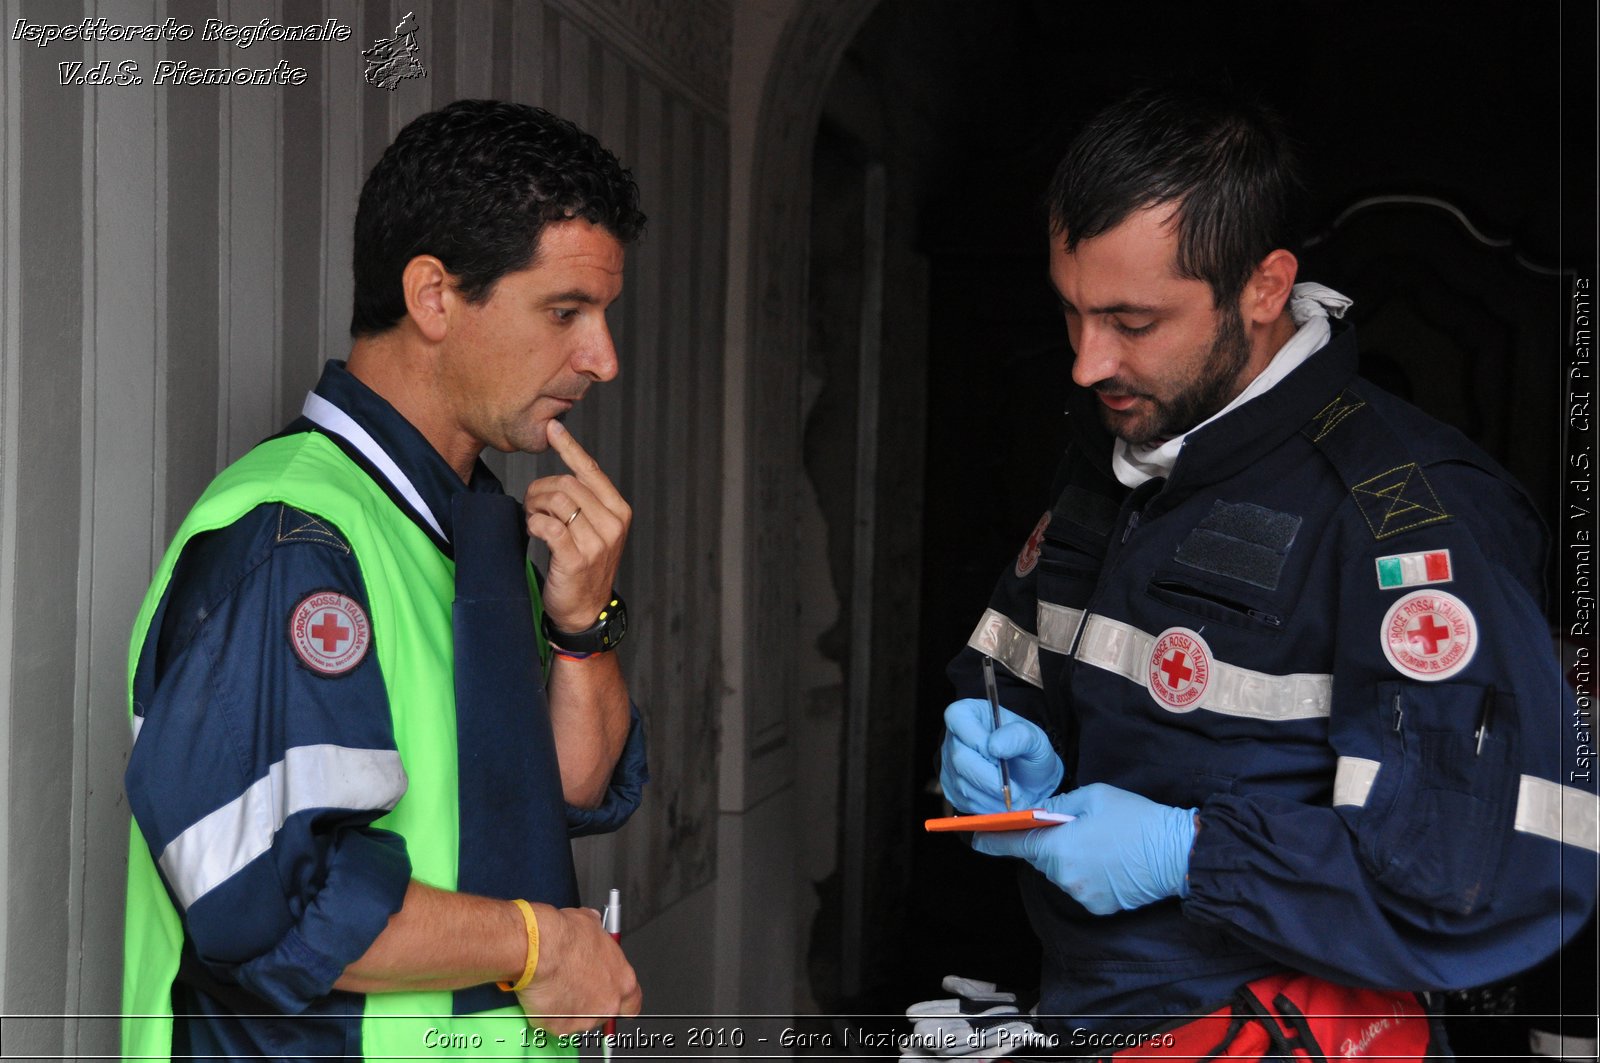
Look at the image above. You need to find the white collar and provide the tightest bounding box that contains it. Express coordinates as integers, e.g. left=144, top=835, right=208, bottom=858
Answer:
left=301, top=391, right=450, bottom=541
left=1109, top=282, right=1353, bottom=489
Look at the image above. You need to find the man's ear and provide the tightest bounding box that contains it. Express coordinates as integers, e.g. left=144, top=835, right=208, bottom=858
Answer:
left=1244, top=248, right=1298, bottom=326
left=401, top=255, right=453, bottom=343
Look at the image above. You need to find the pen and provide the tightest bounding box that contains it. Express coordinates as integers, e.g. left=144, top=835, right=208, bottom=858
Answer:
left=982, top=655, right=1013, bottom=811
left=1475, top=689, right=1495, bottom=757
left=603, top=888, right=621, bottom=1050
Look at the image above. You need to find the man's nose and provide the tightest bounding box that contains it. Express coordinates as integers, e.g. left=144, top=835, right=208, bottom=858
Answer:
left=1069, top=321, right=1118, bottom=389
left=577, top=321, right=620, bottom=382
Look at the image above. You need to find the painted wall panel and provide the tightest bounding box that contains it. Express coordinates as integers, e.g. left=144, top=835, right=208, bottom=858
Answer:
left=509, top=0, right=543, bottom=106
left=5, top=4, right=86, bottom=1055
left=359, top=0, right=393, bottom=176
left=281, top=0, right=326, bottom=397
left=163, top=0, right=222, bottom=535
left=388, top=0, right=433, bottom=129
left=489, top=1, right=512, bottom=101
left=219, top=14, right=282, bottom=460
left=321, top=0, right=361, bottom=362
left=73, top=5, right=160, bottom=1045
left=0, top=0, right=18, bottom=1016
left=452, top=0, right=492, bottom=100
left=427, top=0, right=457, bottom=108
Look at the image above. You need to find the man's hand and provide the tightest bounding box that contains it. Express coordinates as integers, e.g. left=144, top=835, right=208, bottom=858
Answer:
left=524, top=420, right=632, bottom=633
left=972, top=784, right=1196, bottom=914
left=516, top=904, right=641, bottom=1036
left=940, top=699, right=1063, bottom=813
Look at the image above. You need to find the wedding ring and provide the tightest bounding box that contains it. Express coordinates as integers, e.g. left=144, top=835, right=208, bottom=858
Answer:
left=566, top=507, right=582, bottom=526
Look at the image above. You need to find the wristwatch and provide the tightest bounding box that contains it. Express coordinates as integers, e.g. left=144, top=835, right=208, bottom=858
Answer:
left=543, top=592, right=627, bottom=653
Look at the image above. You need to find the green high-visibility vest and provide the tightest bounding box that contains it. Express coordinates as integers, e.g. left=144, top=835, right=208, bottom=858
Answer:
left=122, top=430, right=571, bottom=1060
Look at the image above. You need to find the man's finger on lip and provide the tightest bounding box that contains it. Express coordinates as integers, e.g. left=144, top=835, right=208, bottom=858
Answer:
left=546, top=419, right=597, bottom=465
left=545, top=420, right=630, bottom=510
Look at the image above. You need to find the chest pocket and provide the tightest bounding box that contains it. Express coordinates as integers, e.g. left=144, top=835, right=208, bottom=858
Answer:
left=1146, top=499, right=1301, bottom=633
left=1036, top=486, right=1117, bottom=607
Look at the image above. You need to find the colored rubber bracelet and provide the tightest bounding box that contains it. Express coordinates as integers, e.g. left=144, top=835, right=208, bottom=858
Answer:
left=497, top=898, right=540, bottom=992
left=555, top=649, right=595, bottom=662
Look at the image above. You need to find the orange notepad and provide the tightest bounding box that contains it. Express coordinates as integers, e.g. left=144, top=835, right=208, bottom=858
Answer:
left=924, top=809, right=1075, bottom=832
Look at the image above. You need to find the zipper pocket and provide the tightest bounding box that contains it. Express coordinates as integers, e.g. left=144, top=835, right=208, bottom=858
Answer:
left=1148, top=578, right=1284, bottom=629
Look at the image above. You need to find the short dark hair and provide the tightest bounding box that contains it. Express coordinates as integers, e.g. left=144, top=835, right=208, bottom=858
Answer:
left=350, top=99, right=646, bottom=337
left=1045, top=84, right=1303, bottom=308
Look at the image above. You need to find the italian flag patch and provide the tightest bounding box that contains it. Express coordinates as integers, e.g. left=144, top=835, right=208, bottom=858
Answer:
left=1375, top=549, right=1452, bottom=589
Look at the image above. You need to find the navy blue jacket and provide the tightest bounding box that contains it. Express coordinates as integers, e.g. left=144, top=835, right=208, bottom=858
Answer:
left=951, top=324, right=1597, bottom=1033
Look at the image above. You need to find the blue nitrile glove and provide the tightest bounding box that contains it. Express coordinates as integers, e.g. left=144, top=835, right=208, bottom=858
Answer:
left=972, top=783, right=1197, bottom=914
left=939, top=698, right=1064, bottom=814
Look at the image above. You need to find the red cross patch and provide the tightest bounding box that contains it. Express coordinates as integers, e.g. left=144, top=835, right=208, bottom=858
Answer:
left=1146, top=627, right=1212, bottom=711
left=1015, top=511, right=1051, bottom=578
left=289, top=592, right=371, bottom=676
left=1381, top=589, right=1476, bottom=681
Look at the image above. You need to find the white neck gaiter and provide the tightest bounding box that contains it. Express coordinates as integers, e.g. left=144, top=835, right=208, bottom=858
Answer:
left=1109, top=282, right=1354, bottom=489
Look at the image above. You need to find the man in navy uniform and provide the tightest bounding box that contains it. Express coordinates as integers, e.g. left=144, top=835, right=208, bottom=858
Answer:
left=940, top=85, right=1597, bottom=1057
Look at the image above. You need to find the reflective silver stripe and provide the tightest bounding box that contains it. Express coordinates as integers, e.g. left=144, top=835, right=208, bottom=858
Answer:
left=1514, top=776, right=1600, bottom=854
left=967, top=608, right=1042, bottom=688
left=1333, top=756, right=1381, bottom=807
left=1528, top=1029, right=1598, bottom=1059
left=302, top=392, right=447, bottom=542
left=131, top=713, right=145, bottom=743
left=1036, top=602, right=1085, bottom=655
left=159, top=744, right=408, bottom=910
left=1073, top=614, right=1333, bottom=721
left=1330, top=768, right=1600, bottom=855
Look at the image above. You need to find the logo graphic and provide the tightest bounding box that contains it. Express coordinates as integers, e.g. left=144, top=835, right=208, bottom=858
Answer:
left=1381, top=589, right=1476, bottom=681
left=290, top=592, right=371, bottom=676
left=1015, top=511, right=1051, bottom=578
left=363, top=11, right=426, bottom=91
left=1147, top=627, right=1211, bottom=711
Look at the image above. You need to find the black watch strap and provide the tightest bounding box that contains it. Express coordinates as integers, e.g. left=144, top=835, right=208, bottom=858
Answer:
left=543, top=592, right=627, bottom=654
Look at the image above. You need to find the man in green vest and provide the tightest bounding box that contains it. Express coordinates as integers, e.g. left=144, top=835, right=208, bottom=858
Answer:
left=123, top=99, right=650, bottom=1059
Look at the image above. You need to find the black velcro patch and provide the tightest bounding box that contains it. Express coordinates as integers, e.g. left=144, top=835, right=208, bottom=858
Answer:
left=276, top=505, right=350, bottom=552
left=1175, top=500, right=1303, bottom=590
left=1351, top=463, right=1450, bottom=540
left=1054, top=485, right=1120, bottom=537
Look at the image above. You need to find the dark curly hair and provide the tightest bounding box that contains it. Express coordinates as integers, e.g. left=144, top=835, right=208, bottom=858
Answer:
left=350, top=99, right=646, bottom=337
left=1045, top=84, right=1304, bottom=309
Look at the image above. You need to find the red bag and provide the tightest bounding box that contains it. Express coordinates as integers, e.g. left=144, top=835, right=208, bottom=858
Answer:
left=1097, top=971, right=1435, bottom=1061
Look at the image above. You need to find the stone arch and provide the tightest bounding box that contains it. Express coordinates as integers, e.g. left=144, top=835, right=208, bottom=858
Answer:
left=713, top=0, right=882, bottom=1015
left=723, top=0, right=878, bottom=805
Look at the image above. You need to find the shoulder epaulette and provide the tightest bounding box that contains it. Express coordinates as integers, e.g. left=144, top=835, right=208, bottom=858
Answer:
left=1301, top=385, right=1452, bottom=541
left=275, top=504, right=351, bottom=553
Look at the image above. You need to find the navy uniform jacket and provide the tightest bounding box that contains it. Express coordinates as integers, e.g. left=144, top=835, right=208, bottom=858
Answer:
left=951, top=323, right=1598, bottom=1033
left=125, top=361, right=648, bottom=1059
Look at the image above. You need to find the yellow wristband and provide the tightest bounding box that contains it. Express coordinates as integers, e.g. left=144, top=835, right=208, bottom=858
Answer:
left=497, top=898, right=539, bottom=992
